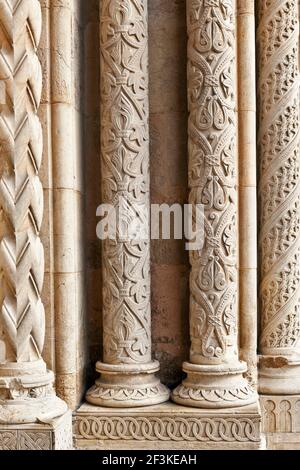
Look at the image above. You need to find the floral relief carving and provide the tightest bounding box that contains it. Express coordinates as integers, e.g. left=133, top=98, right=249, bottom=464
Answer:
left=86, top=0, right=169, bottom=407
left=171, top=0, right=256, bottom=409
left=187, top=0, right=238, bottom=364
left=100, top=0, right=151, bottom=366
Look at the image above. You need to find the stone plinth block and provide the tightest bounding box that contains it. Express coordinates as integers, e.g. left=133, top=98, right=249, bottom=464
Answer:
left=0, top=411, right=72, bottom=450
left=260, top=395, right=300, bottom=450
left=74, top=402, right=262, bottom=450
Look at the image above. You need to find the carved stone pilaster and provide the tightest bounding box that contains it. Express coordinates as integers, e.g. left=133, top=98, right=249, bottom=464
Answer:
left=172, top=0, right=256, bottom=408
left=0, top=0, right=67, bottom=424
left=258, top=0, right=300, bottom=394
left=86, top=0, right=169, bottom=407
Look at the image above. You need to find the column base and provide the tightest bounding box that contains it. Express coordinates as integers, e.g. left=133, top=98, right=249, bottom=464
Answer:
left=0, top=410, right=72, bottom=450
left=86, top=361, right=170, bottom=408
left=259, top=356, right=300, bottom=394
left=0, top=363, right=68, bottom=424
left=172, top=362, right=257, bottom=409
left=0, top=396, right=68, bottom=425
left=75, top=402, right=263, bottom=450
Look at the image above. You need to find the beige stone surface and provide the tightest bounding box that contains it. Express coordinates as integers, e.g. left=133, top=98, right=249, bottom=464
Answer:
left=85, top=0, right=169, bottom=407
left=38, top=0, right=86, bottom=410
left=149, top=0, right=190, bottom=391
left=0, top=0, right=67, bottom=424
left=237, top=0, right=258, bottom=389
left=81, top=0, right=191, bottom=395
left=0, top=411, right=72, bottom=450
left=258, top=0, right=300, bottom=394
left=172, top=0, right=256, bottom=409
left=75, top=402, right=262, bottom=450
left=260, top=395, right=300, bottom=450
left=0, top=0, right=298, bottom=452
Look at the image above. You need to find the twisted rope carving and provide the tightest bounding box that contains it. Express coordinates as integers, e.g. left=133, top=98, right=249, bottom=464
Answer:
left=258, top=0, right=300, bottom=353
left=0, top=0, right=45, bottom=362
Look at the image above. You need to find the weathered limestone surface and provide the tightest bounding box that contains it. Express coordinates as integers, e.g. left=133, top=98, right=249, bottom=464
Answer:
left=258, top=0, right=300, bottom=394
left=172, top=0, right=256, bottom=409
left=86, top=0, right=169, bottom=407
left=0, top=0, right=67, bottom=424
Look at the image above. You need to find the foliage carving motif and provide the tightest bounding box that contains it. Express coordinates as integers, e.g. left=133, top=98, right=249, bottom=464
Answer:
left=187, top=0, right=238, bottom=364
left=101, top=0, right=151, bottom=365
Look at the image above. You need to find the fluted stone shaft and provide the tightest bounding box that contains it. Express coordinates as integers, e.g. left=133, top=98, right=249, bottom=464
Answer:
left=86, top=0, right=169, bottom=407
left=258, top=0, right=300, bottom=394
left=172, top=0, right=256, bottom=409
left=0, top=0, right=67, bottom=423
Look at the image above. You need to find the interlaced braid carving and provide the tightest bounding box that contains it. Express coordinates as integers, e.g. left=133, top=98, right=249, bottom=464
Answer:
left=76, top=416, right=261, bottom=443
left=0, top=0, right=45, bottom=362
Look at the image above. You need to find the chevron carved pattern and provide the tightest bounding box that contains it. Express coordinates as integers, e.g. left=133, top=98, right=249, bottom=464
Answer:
left=0, top=0, right=45, bottom=363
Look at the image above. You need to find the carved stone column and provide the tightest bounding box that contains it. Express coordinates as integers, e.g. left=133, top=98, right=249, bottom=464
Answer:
left=0, top=0, right=67, bottom=424
left=172, top=0, right=256, bottom=408
left=86, top=0, right=169, bottom=407
left=258, top=0, right=300, bottom=394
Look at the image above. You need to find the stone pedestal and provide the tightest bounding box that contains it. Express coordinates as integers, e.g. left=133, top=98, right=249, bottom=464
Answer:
left=0, top=411, right=72, bottom=450
left=260, top=395, right=300, bottom=450
left=75, top=402, right=262, bottom=450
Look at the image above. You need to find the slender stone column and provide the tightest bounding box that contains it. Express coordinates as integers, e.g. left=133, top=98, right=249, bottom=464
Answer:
left=258, top=0, right=300, bottom=394
left=172, top=0, right=256, bottom=408
left=50, top=0, right=82, bottom=410
left=86, top=0, right=169, bottom=407
left=0, top=0, right=67, bottom=423
left=237, top=0, right=258, bottom=388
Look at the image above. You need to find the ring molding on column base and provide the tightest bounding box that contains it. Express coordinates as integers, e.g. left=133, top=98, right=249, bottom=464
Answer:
left=259, top=355, right=300, bottom=395
left=86, top=361, right=170, bottom=408
left=171, top=362, right=257, bottom=409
